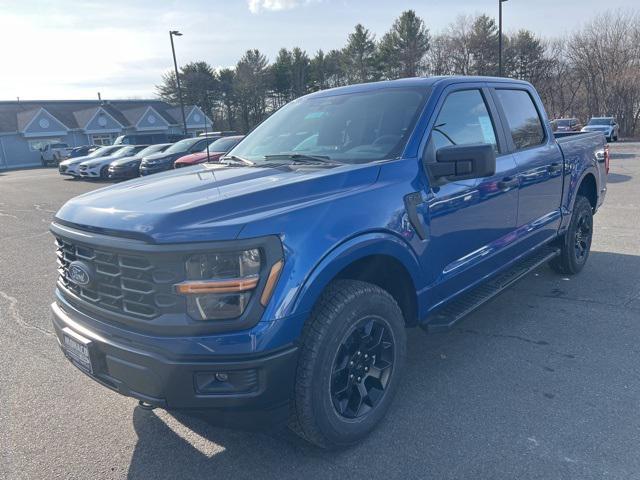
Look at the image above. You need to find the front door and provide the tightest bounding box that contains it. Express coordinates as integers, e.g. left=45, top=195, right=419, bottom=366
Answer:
left=419, top=86, right=520, bottom=309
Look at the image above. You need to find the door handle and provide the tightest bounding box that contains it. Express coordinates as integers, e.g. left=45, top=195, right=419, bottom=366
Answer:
left=548, top=162, right=563, bottom=174
left=497, top=177, right=519, bottom=191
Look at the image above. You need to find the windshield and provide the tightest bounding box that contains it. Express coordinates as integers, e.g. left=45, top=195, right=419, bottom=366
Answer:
left=89, top=146, right=121, bottom=158
left=137, top=144, right=169, bottom=156
left=229, top=87, right=429, bottom=164
left=111, top=146, right=136, bottom=158
left=589, top=118, right=612, bottom=125
left=165, top=138, right=200, bottom=154
left=207, top=137, right=241, bottom=152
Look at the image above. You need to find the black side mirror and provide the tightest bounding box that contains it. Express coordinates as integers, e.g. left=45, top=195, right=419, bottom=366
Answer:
left=428, top=144, right=496, bottom=182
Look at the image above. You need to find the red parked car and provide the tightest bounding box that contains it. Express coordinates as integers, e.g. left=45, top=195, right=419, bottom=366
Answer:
left=174, top=135, right=244, bottom=168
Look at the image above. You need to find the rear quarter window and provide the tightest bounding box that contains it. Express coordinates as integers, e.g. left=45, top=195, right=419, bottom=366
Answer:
left=496, top=89, right=545, bottom=150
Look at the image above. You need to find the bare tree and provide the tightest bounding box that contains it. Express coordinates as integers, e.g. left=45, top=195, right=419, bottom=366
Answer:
left=567, top=10, right=640, bottom=135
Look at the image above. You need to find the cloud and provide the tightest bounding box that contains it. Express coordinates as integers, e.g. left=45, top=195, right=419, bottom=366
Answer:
left=247, top=0, right=316, bottom=14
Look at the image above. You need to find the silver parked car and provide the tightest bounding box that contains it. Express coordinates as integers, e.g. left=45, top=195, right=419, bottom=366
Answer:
left=581, top=117, right=619, bottom=142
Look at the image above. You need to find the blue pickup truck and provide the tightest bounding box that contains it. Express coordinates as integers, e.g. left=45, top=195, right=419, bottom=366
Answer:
left=51, top=76, right=607, bottom=448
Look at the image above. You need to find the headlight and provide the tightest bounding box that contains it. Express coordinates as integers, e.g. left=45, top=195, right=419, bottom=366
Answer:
left=176, top=249, right=263, bottom=320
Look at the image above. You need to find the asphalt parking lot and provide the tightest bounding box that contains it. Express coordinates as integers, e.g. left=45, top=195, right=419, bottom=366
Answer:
left=1, top=144, right=639, bottom=480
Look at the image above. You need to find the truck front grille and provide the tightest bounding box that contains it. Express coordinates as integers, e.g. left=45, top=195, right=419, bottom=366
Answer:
left=55, top=237, right=181, bottom=319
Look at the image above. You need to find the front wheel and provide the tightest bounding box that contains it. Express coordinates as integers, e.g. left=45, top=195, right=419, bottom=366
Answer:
left=289, top=279, right=406, bottom=449
left=100, top=166, right=109, bottom=179
left=550, top=195, right=593, bottom=275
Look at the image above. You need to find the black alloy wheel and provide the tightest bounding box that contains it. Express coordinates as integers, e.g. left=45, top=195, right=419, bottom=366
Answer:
left=550, top=195, right=593, bottom=275
left=573, top=208, right=593, bottom=263
left=289, top=279, right=406, bottom=448
left=330, top=317, right=394, bottom=419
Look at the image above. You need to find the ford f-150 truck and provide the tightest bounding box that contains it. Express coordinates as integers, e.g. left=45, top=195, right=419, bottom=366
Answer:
left=50, top=77, right=607, bottom=448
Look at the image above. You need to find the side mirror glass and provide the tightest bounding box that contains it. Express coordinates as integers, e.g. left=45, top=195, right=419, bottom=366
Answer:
left=427, top=144, right=496, bottom=182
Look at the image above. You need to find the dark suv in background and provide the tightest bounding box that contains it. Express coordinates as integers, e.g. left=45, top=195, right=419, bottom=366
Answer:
left=108, top=143, right=172, bottom=180
left=554, top=118, right=583, bottom=132
left=139, top=137, right=211, bottom=175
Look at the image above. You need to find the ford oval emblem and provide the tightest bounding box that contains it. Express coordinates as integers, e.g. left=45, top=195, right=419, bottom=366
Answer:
left=68, top=261, right=91, bottom=286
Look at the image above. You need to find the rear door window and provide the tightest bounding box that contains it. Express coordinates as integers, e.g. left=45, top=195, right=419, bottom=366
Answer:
left=431, top=89, right=498, bottom=152
left=495, top=89, right=545, bottom=150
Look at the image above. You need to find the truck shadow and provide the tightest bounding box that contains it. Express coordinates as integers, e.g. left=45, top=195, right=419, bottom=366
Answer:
left=126, top=250, right=640, bottom=480
left=606, top=173, right=632, bottom=184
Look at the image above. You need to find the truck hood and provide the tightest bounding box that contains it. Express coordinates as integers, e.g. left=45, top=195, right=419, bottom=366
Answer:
left=583, top=126, right=611, bottom=131
left=54, top=162, right=379, bottom=243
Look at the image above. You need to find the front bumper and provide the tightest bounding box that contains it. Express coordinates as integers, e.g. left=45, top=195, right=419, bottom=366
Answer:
left=108, top=166, right=138, bottom=179
left=51, top=299, right=299, bottom=415
left=139, top=163, right=173, bottom=175
left=59, top=164, right=79, bottom=176
left=79, top=167, right=101, bottom=178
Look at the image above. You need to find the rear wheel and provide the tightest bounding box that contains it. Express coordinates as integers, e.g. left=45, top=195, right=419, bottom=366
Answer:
left=289, top=280, right=406, bottom=449
left=550, top=195, right=593, bottom=275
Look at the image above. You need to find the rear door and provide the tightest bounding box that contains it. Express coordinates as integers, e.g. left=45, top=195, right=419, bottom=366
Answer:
left=419, top=84, right=520, bottom=307
left=491, top=86, right=563, bottom=251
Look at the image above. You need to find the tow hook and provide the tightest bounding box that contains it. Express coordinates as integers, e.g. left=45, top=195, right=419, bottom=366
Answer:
left=138, top=400, right=156, bottom=411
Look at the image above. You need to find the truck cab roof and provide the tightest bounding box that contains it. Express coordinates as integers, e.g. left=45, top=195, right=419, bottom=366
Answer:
left=306, top=76, right=532, bottom=99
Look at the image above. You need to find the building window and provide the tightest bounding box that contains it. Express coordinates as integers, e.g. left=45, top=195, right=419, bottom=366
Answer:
left=91, top=134, right=115, bottom=146
left=28, top=138, right=61, bottom=151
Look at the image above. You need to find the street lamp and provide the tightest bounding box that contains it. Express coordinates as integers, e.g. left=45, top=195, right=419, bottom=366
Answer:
left=169, top=30, right=188, bottom=136
left=498, top=0, right=508, bottom=77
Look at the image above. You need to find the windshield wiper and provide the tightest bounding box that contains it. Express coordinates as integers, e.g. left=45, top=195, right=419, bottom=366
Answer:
left=219, top=155, right=255, bottom=166
left=264, top=153, right=335, bottom=164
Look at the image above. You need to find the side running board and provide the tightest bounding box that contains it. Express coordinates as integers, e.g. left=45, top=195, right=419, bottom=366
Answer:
left=424, top=246, right=560, bottom=333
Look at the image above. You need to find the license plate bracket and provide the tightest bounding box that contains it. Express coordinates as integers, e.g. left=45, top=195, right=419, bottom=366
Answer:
left=62, top=327, right=94, bottom=375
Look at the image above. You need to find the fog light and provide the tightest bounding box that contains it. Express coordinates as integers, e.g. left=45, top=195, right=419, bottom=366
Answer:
left=194, top=369, right=258, bottom=394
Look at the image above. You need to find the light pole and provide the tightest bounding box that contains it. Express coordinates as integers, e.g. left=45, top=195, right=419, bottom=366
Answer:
left=169, top=30, right=188, bottom=136
left=498, top=0, right=508, bottom=77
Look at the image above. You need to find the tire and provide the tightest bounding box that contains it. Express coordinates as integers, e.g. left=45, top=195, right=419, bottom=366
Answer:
left=100, top=166, right=109, bottom=179
left=550, top=195, right=593, bottom=275
left=289, top=279, right=407, bottom=449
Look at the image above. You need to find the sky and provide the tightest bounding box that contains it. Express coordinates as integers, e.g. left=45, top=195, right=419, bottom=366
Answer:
left=0, top=0, right=636, bottom=100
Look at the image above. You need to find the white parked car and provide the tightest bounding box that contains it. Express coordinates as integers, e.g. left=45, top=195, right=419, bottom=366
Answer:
left=581, top=117, right=619, bottom=142
left=58, top=145, right=126, bottom=177
left=78, top=145, right=148, bottom=179
left=40, top=142, right=71, bottom=166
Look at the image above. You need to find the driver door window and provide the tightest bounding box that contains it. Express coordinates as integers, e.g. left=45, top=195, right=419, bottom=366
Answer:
left=431, top=90, right=498, bottom=152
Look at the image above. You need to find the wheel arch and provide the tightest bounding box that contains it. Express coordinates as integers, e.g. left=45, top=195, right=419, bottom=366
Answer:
left=288, top=232, right=424, bottom=327
left=577, top=172, right=597, bottom=211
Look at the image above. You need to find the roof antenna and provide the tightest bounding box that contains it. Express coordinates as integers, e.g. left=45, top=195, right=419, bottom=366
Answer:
left=202, top=107, right=211, bottom=163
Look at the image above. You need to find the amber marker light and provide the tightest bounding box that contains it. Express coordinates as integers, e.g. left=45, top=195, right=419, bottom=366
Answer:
left=175, top=276, right=259, bottom=295
left=260, top=260, right=284, bottom=307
